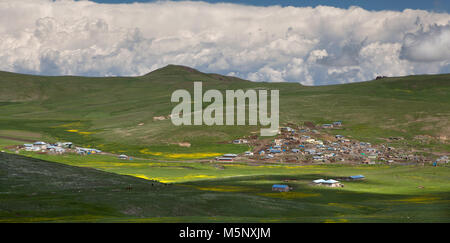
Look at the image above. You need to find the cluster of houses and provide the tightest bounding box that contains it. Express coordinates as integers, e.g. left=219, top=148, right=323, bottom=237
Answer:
left=434, top=155, right=449, bottom=165
left=23, top=141, right=73, bottom=154
left=231, top=122, right=443, bottom=165
left=19, top=141, right=103, bottom=156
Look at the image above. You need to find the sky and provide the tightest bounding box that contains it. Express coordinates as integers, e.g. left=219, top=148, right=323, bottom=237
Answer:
left=0, top=0, right=449, bottom=85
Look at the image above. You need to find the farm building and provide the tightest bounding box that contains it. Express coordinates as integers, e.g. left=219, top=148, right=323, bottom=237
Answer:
left=313, top=179, right=343, bottom=187
left=333, top=121, right=342, bottom=126
left=272, top=184, right=291, bottom=192
left=339, top=175, right=365, bottom=181
left=244, top=151, right=254, bottom=156
left=349, top=175, right=365, bottom=180
left=216, top=157, right=233, bottom=162
left=33, top=141, right=47, bottom=150
left=305, top=149, right=316, bottom=154
left=233, top=139, right=248, bottom=144
left=322, top=124, right=333, bottom=129
left=436, top=156, right=449, bottom=164
left=281, top=127, right=294, bottom=132
left=23, top=144, right=34, bottom=151
left=76, top=148, right=102, bottom=155
left=222, top=154, right=238, bottom=158
left=62, top=142, right=73, bottom=148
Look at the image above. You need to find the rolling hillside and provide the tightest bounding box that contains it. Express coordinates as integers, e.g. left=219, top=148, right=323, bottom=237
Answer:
left=0, top=65, right=449, bottom=158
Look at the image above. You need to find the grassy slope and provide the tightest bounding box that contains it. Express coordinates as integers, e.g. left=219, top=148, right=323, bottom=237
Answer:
left=0, top=66, right=449, bottom=158
left=1, top=152, right=449, bottom=223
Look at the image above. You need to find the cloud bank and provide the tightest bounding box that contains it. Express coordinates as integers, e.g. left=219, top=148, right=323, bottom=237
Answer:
left=0, top=0, right=449, bottom=85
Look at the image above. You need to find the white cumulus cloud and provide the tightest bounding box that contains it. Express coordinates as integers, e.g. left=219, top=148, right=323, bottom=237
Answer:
left=0, top=0, right=449, bottom=85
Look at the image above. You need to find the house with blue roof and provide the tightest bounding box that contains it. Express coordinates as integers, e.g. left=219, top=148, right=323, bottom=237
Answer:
left=272, top=184, right=291, bottom=192
left=349, top=175, right=365, bottom=180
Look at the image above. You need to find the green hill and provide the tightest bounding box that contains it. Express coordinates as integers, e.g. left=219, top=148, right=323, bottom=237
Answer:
left=0, top=65, right=449, bottom=158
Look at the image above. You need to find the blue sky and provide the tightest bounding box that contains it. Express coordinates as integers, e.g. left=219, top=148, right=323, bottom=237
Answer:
left=89, top=0, right=449, bottom=13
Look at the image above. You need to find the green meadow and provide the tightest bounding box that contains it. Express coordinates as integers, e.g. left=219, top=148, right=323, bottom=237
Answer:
left=1, top=152, right=448, bottom=223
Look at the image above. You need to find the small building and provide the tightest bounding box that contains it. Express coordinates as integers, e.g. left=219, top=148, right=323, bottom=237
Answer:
left=33, top=141, right=47, bottom=150
left=76, top=147, right=101, bottom=155
left=333, top=121, right=342, bottom=127
left=222, top=154, right=238, bottom=158
left=322, top=124, right=333, bottom=129
left=281, top=127, right=294, bottom=132
left=349, top=175, right=365, bottom=181
left=305, top=149, right=316, bottom=154
left=272, top=184, right=291, bottom=192
left=62, top=142, right=73, bottom=148
left=338, top=175, right=366, bottom=181
left=313, top=179, right=343, bottom=187
left=244, top=151, right=254, bottom=156
left=362, top=158, right=376, bottom=165
left=233, top=139, right=248, bottom=144
left=436, top=156, right=449, bottom=164
left=291, top=149, right=300, bottom=153
left=216, top=157, right=233, bottom=162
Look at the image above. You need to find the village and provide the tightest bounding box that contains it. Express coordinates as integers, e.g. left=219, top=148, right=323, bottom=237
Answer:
left=216, top=121, right=449, bottom=167
left=214, top=121, right=449, bottom=191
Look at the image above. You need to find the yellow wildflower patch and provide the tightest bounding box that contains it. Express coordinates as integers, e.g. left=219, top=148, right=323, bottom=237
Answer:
left=78, top=131, right=94, bottom=135
left=324, top=218, right=349, bottom=223
left=65, top=129, right=94, bottom=135
left=165, top=152, right=222, bottom=159
left=127, top=174, right=174, bottom=183
left=139, top=149, right=163, bottom=156
left=131, top=174, right=151, bottom=180
left=328, top=203, right=376, bottom=211
left=393, top=196, right=441, bottom=204
left=55, top=122, right=83, bottom=128
left=192, top=185, right=254, bottom=192
left=139, top=148, right=221, bottom=159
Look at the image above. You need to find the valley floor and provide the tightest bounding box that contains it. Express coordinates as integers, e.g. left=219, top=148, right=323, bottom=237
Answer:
left=1, top=151, right=449, bottom=223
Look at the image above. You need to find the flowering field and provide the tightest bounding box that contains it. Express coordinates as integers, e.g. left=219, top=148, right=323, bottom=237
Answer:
left=1, top=151, right=449, bottom=223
